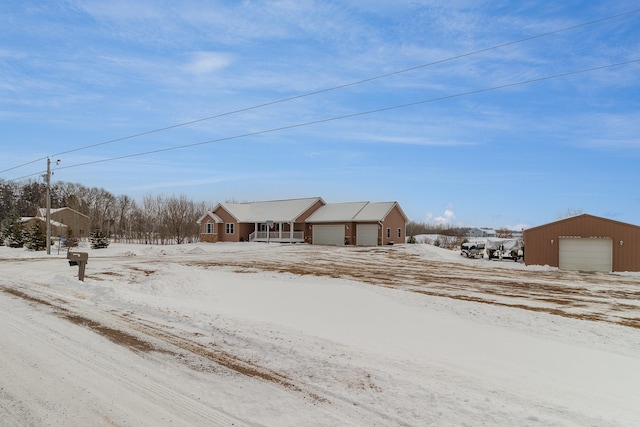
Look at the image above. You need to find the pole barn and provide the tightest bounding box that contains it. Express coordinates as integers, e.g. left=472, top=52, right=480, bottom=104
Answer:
left=523, top=214, right=640, bottom=272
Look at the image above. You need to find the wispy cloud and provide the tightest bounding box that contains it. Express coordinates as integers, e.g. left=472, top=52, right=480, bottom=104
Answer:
left=183, top=52, right=234, bottom=75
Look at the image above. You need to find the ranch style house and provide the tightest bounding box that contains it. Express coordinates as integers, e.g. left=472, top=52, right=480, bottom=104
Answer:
left=197, top=197, right=407, bottom=246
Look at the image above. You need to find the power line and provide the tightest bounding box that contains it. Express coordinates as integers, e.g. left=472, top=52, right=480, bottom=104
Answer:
left=0, top=157, right=48, bottom=174
left=1, top=8, right=638, bottom=176
left=7, top=58, right=629, bottom=179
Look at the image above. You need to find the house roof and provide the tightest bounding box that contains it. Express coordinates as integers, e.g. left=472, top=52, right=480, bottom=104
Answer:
left=37, top=207, right=89, bottom=219
left=196, top=212, right=223, bottom=224
left=524, top=213, right=640, bottom=233
left=306, top=201, right=407, bottom=223
left=216, top=197, right=324, bottom=223
left=304, top=202, right=368, bottom=222
left=20, top=216, right=67, bottom=228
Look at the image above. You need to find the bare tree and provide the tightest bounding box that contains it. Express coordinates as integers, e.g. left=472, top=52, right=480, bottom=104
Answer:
left=556, top=208, right=584, bottom=219
left=84, top=187, right=116, bottom=235
left=496, top=227, right=513, bottom=238
left=163, top=195, right=199, bottom=244
left=1, top=179, right=209, bottom=246
left=139, top=194, right=162, bottom=244
left=55, top=182, right=88, bottom=213
left=113, top=194, right=136, bottom=242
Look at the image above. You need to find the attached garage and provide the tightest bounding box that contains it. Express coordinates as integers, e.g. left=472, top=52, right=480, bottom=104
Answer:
left=306, top=201, right=408, bottom=246
left=558, top=238, right=612, bottom=272
left=356, top=224, right=379, bottom=246
left=312, top=224, right=345, bottom=246
left=523, top=214, right=640, bottom=272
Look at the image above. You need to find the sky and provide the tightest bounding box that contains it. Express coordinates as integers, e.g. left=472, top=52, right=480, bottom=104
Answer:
left=1, top=1, right=639, bottom=230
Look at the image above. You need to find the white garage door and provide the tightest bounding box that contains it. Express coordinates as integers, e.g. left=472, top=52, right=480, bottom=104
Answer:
left=559, top=238, right=612, bottom=272
left=312, top=225, right=344, bottom=245
left=356, top=224, right=379, bottom=246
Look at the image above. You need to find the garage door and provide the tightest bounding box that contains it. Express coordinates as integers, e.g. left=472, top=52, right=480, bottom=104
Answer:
left=559, top=238, right=612, bottom=272
left=312, top=225, right=344, bottom=245
left=356, top=224, right=379, bottom=246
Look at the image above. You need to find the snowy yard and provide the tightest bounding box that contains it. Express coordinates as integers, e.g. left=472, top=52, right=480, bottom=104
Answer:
left=1, top=242, right=639, bottom=426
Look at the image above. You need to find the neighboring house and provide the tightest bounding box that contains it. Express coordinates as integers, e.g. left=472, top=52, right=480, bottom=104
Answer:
left=197, top=197, right=408, bottom=246
left=20, top=216, right=66, bottom=238
left=468, top=228, right=496, bottom=238
left=34, top=207, right=90, bottom=239
left=305, top=201, right=408, bottom=246
left=523, top=214, right=640, bottom=272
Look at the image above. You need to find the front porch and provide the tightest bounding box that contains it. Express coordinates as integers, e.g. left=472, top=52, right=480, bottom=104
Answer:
left=248, top=221, right=305, bottom=243
left=249, top=230, right=304, bottom=243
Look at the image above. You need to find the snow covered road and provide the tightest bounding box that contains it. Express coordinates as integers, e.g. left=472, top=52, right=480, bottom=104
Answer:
left=2, top=242, right=640, bottom=426
left=0, top=290, right=248, bottom=426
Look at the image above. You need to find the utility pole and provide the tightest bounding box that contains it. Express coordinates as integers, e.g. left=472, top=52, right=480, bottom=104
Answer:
left=45, top=157, right=60, bottom=255
left=46, top=157, right=51, bottom=255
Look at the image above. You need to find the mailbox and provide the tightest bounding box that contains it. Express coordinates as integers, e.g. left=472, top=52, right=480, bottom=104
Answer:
left=67, top=251, right=89, bottom=281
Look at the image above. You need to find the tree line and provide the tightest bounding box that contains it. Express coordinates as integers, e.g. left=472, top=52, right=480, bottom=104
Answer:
left=0, top=179, right=210, bottom=246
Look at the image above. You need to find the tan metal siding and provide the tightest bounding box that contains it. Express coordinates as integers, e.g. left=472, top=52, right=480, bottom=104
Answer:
left=51, top=209, right=90, bottom=238
left=524, top=215, right=640, bottom=272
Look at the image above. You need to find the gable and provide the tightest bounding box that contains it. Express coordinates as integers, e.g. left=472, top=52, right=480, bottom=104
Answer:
left=37, top=207, right=89, bottom=220
left=197, top=212, right=223, bottom=224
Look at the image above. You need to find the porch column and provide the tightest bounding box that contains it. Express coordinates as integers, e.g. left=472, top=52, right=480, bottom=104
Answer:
left=279, top=222, right=283, bottom=240
left=255, top=222, right=258, bottom=241
left=290, top=221, right=294, bottom=243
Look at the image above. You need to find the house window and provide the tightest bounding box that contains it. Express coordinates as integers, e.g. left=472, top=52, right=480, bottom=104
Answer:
left=386, top=228, right=391, bottom=238
left=206, top=221, right=213, bottom=234
left=225, top=223, right=235, bottom=234
left=398, top=228, right=402, bottom=238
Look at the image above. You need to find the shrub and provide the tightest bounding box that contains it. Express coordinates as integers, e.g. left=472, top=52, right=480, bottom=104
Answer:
left=63, top=229, right=79, bottom=248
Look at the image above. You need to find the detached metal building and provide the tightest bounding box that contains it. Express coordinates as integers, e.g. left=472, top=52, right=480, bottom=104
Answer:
left=523, top=214, right=640, bottom=272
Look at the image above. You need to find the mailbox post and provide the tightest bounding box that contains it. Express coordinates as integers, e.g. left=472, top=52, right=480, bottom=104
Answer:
left=67, top=251, right=88, bottom=281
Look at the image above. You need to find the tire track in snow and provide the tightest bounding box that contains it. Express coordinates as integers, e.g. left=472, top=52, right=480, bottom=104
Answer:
left=0, top=285, right=250, bottom=427
left=112, top=313, right=416, bottom=427
left=1, top=283, right=414, bottom=426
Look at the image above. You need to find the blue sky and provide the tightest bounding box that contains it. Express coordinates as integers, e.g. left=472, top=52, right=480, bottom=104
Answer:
left=1, top=1, right=639, bottom=230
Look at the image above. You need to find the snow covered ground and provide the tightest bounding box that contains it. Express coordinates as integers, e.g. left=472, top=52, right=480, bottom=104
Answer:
left=1, top=242, right=639, bottom=426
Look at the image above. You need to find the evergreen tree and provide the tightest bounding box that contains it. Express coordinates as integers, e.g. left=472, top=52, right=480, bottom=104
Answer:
left=25, top=220, right=47, bottom=251
left=89, top=231, right=110, bottom=249
left=2, top=217, right=26, bottom=248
